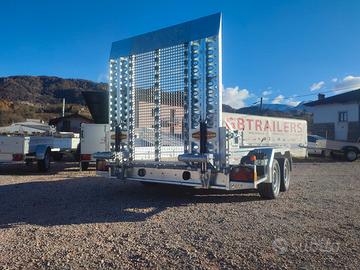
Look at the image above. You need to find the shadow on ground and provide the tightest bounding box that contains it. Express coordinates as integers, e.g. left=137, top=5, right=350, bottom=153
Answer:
left=293, top=156, right=348, bottom=163
left=0, top=161, right=90, bottom=176
left=0, top=176, right=261, bottom=228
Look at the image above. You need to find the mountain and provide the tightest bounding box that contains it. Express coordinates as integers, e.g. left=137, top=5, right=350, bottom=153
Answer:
left=259, top=104, right=295, bottom=112
left=222, top=102, right=310, bottom=120
left=0, top=75, right=311, bottom=126
left=0, top=76, right=107, bottom=105
left=0, top=76, right=107, bottom=126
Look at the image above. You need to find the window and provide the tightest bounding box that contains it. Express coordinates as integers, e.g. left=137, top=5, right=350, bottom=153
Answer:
left=308, top=136, right=316, bottom=143
left=338, top=111, right=348, bottom=122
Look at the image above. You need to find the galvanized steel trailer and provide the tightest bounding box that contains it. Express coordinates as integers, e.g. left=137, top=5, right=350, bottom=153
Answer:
left=95, top=13, right=292, bottom=199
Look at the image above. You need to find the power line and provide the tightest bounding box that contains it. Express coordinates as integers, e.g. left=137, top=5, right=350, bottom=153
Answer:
left=263, top=86, right=359, bottom=104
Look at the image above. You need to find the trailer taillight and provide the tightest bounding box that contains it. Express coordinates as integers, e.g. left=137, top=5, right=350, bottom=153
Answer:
left=81, top=154, right=92, bottom=161
left=12, top=154, right=24, bottom=161
left=230, top=166, right=257, bottom=182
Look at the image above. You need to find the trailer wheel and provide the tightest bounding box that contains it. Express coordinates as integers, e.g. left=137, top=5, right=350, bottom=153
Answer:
left=25, top=160, right=32, bottom=166
left=74, top=144, right=81, bottom=162
left=38, top=149, right=51, bottom=172
left=258, top=159, right=281, bottom=199
left=345, top=149, right=358, bottom=162
left=280, top=158, right=291, bottom=192
left=80, top=161, right=89, bottom=171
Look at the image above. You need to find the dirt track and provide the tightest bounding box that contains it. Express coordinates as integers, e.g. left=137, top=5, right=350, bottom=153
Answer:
left=0, top=161, right=359, bottom=269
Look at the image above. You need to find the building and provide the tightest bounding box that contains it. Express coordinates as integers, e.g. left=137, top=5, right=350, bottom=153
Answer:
left=49, top=113, right=93, bottom=133
left=135, top=90, right=184, bottom=135
left=304, top=89, right=360, bottom=142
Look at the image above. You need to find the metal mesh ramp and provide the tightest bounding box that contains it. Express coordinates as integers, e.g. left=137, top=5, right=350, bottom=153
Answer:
left=108, top=13, right=222, bottom=163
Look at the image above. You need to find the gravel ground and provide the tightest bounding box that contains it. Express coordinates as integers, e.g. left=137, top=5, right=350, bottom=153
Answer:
left=0, top=161, right=359, bottom=269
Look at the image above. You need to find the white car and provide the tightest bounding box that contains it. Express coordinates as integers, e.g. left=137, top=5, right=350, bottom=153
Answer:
left=307, top=135, right=326, bottom=156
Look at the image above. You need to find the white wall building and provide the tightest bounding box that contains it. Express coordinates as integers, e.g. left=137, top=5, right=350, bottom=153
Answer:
left=304, top=90, right=360, bottom=142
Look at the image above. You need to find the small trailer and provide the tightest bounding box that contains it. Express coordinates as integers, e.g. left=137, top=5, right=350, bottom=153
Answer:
left=308, top=136, right=360, bottom=161
left=79, top=123, right=110, bottom=170
left=91, top=14, right=295, bottom=199
left=0, top=133, right=80, bottom=171
left=325, top=139, right=360, bottom=161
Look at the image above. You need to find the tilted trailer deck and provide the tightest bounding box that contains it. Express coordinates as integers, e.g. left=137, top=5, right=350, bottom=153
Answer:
left=94, top=13, right=293, bottom=199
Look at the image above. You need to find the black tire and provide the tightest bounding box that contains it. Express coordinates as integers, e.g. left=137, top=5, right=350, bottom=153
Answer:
left=25, top=160, right=32, bottom=166
left=345, top=149, right=358, bottom=162
left=280, top=158, right=291, bottom=192
left=52, top=152, right=63, bottom=162
left=80, top=161, right=89, bottom=171
left=258, top=159, right=281, bottom=199
left=74, top=143, right=81, bottom=162
left=37, top=149, right=51, bottom=172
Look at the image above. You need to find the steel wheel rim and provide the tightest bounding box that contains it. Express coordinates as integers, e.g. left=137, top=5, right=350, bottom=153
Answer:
left=347, top=151, right=356, bottom=161
left=273, top=163, right=280, bottom=193
left=284, top=161, right=290, bottom=187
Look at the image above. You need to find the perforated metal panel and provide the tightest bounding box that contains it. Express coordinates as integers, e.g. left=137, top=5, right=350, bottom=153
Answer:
left=108, top=13, right=222, bottom=164
left=158, top=45, right=187, bottom=160
left=133, top=51, right=157, bottom=160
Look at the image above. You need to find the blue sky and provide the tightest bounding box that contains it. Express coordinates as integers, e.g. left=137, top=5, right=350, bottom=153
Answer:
left=0, top=0, right=359, bottom=108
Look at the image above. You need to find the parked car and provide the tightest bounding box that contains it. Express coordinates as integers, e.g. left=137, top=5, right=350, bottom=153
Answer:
left=307, top=135, right=326, bottom=156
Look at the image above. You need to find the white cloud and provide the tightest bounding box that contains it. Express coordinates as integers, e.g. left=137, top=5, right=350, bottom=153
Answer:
left=222, top=86, right=250, bottom=108
left=333, top=75, right=360, bottom=93
left=272, top=95, right=284, bottom=104
left=262, top=90, right=272, bottom=96
left=331, top=78, right=338, bottom=83
left=271, top=94, right=300, bottom=106
left=310, top=81, right=325, bottom=91
left=285, top=98, right=301, bottom=107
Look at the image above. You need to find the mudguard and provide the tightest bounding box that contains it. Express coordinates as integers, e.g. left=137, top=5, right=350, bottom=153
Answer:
left=35, top=145, right=50, bottom=160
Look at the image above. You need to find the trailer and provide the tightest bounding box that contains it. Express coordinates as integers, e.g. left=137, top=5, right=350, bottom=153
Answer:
left=93, top=13, right=293, bottom=199
left=79, top=123, right=110, bottom=170
left=325, top=139, right=360, bottom=161
left=0, top=133, right=80, bottom=171
left=307, top=135, right=360, bottom=161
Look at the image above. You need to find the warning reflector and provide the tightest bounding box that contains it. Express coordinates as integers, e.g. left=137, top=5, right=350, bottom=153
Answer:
left=191, top=131, right=217, bottom=140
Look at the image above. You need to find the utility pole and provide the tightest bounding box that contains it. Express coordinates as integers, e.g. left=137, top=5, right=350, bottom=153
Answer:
left=259, top=97, right=263, bottom=113
left=62, top=98, right=65, bottom=117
